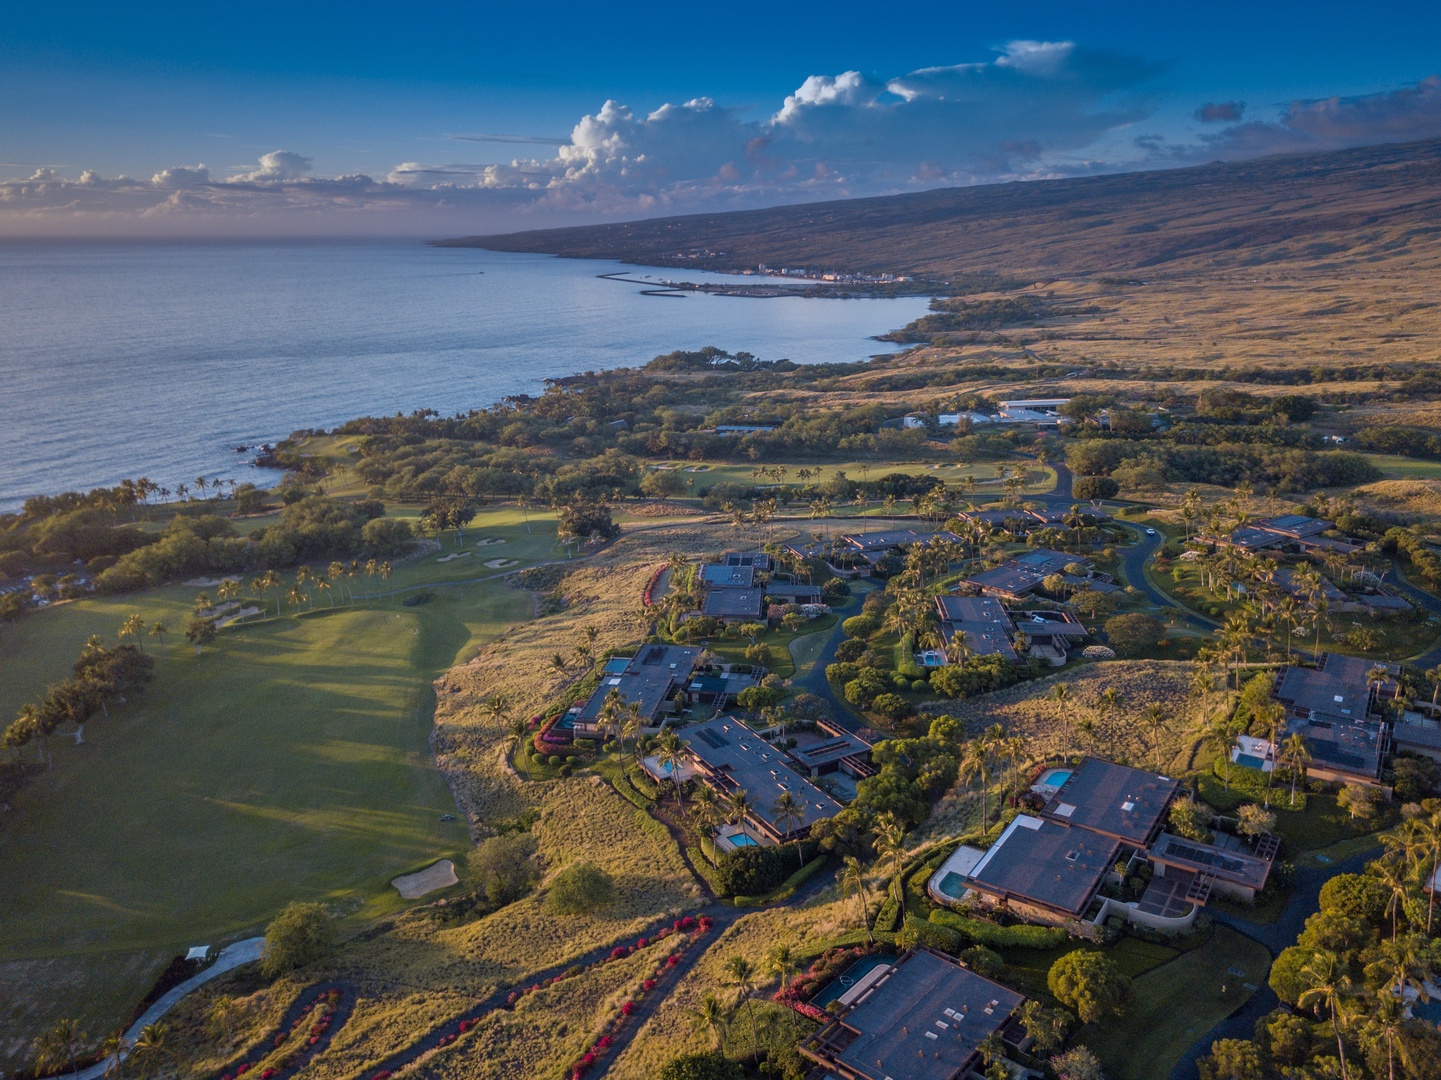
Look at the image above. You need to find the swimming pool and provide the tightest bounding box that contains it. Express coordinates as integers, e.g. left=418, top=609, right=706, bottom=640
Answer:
left=935, top=871, right=968, bottom=900
left=1412, top=998, right=1441, bottom=1025
left=810, top=956, right=893, bottom=1008
left=729, top=834, right=759, bottom=847
left=1038, top=768, right=1072, bottom=788
left=1236, top=753, right=1266, bottom=770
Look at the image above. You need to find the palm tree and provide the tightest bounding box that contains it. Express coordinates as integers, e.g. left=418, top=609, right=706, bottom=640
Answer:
left=772, top=792, right=806, bottom=864
left=1140, top=703, right=1166, bottom=772
left=873, top=813, right=908, bottom=905
left=99, top=1030, right=131, bottom=1079
left=1374, top=856, right=1412, bottom=941
left=34, top=1018, right=83, bottom=1079
left=724, top=955, right=760, bottom=1064
left=1049, top=684, right=1073, bottom=761
left=690, top=784, right=722, bottom=848
left=959, top=738, right=995, bottom=835
left=1255, top=700, right=1285, bottom=807
left=1278, top=732, right=1311, bottom=807
left=148, top=621, right=169, bottom=661
left=483, top=692, right=510, bottom=731
left=622, top=702, right=646, bottom=759
left=841, top=855, right=874, bottom=944
left=725, top=789, right=754, bottom=834
left=1297, top=953, right=1353, bottom=1080
left=206, top=995, right=237, bottom=1046
left=509, top=716, right=531, bottom=778
left=119, top=614, right=146, bottom=651
left=217, top=578, right=240, bottom=606
left=690, top=993, right=730, bottom=1052
left=657, top=729, right=686, bottom=807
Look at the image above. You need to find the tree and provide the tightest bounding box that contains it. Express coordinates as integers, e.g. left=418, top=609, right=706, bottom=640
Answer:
left=640, top=470, right=688, bottom=504
left=129, top=1024, right=168, bottom=1080
left=1050, top=1046, right=1106, bottom=1080
left=1338, top=783, right=1379, bottom=822
left=1018, top=1000, right=1070, bottom=1057
left=1198, top=1039, right=1266, bottom=1080
left=659, top=1053, right=744, bottom=1080
left=772, top=792, right=806, bottom=862
left=1073, top=476, right=1119, bottom=502
left=688, top=996, right=731, bottom=1053
left=469, top=833, right=541, bottom=906
left=1237, top=803, right=1276, bottom=840
left=34, top=1018, right=83, bottom=1079
left=99, top=1030, right=131, bottom=1079
left=1104, top=613, right=1165, bottom=658
left=1047, top=950, right=1132, bottom=1023
left=147, top=621, right=169, bottom=661
left=725, top=954, right=760, bottom=1064
left=1296, top=951, right=1354, bottom=1079
left=185, top=617, right=217, bottom=655
left=262, top=901, right=334, bottom=977
left=119, top=614, right=146, bottom=652
left=1278, top=732, right=1311, bottom=807
left=840, top=855, right=874, bottom=944
left=548, top=862, right=615, bottom=914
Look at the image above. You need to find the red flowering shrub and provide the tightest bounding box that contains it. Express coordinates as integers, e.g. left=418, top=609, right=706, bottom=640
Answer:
left=620, top=1001, right=636, bottom=1016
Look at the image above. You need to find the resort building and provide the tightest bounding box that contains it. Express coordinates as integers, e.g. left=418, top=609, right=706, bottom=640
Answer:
left=1274, top=654, right=1391, bottom=785
left=785, top=719, right=875, bottom=781
left=1012, top=609, right=1088, bottom=665
left=1220, top=514, right=1361, bottom=556
left=936, top=757, right=1278, bottom=932
left=699, top=587, right=767, bottom=624
left=569, top=645, right=700, bottom=736
left=964, top=549, right=1111, bottom=601
left=722, top=551, right=772, bottom=570
left=934, top=595, right=1018, bottom=661
left=766, top=581, right=824, bottom=605
left=799, top=948, right=1027, bottom=1080
left=684, top=716, right=843, bottom=845
left=700, top=562, right=756, bottom=589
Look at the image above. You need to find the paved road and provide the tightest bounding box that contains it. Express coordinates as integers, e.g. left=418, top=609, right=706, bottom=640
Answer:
left=74, top=938, right=266, bottom=1080
left=1382, top=568, right=1441, bottom=666
left=1167, top=846, right=1378, bottom=1080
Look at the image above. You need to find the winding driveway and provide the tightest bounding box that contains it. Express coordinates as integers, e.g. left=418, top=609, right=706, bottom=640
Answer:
left=1167, top=846, right=1379, bottom=1080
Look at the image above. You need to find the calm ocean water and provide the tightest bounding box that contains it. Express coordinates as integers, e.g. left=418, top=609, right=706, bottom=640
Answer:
left=0, top=241, right=930, bottom=512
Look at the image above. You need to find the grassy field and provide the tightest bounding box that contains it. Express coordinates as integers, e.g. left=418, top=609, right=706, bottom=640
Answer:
left=1364, top=453, right=1441, bottom=479
left=1077, top=927, right=1271, bottom=1080
left=644, top=458, right=1054, bottom=493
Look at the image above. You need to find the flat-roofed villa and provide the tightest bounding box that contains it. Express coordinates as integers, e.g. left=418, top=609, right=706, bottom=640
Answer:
left=799, top=947, right=1028, bottom=1080
left=567, top=645, right=700, bottom=737
left=1274, top=653, right=1391, bottom=785
left=700, top=562, right=756, bottom=589
left=699, top=587, right=766, bottom=623
left=934, top=595, right=1017, bottom=661
left=684, top=716, right=844, bottom=847
left=931, top=757, right=1279, bottom=935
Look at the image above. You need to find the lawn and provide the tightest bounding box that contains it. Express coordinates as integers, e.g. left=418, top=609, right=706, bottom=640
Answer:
left=643, top=458, right=1056, bottom=497
left=1077, top=927, right=1272, bottom=1080
left=1363, top=453, right=1441, bottom=479
left=0, top=577, right=532, bottom=961
left=703, top=614, right=837, bottom=679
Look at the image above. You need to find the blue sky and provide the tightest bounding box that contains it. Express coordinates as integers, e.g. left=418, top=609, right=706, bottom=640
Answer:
left=4, top=0, right=1440, bottom=235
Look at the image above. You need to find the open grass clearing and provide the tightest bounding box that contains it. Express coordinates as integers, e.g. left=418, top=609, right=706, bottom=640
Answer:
left=1077, top=927, right=1271, bottom=1080
left=1363, top=453, right=1441, bottom=480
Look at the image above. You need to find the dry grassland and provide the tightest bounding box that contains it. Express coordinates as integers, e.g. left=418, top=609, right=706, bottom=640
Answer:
left=914, top=661, right=1220, bottom=846
left=607, top=895, right=859, bottom=1080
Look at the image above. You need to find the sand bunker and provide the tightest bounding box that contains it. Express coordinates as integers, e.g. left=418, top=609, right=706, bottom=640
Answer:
left=391, top=859, right=458, bottom=899
left=485, top=558, right=520, bottom=569
left=215, top=606, right=261, bottom=629
left=474, top=537, right=506, bottom=547
left=185, top=577, right=229, bottom=588
left=436, top=551, right=472, bottom=564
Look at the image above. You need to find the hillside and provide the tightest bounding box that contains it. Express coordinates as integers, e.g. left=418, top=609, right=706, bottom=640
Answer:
left=442, top=138, right=1441, bottom=281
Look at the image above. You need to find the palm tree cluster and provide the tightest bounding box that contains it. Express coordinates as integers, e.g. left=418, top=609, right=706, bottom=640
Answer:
left=1205, top=808, right=1441, bottom=1080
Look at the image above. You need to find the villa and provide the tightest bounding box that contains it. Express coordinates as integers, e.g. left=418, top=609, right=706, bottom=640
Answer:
left=569, top=645, right=701, bottom=736
left=964, top=549, right=1111, bottom=601
left=799, top=947, right=1028, bottom=1080
left=700, top=562, right=756, bottom=589
left=935, top=757, right=1278, bottom=933
left=699, top=587, right=767, bottom=624
left=684, top=716, right=843, bottom=845
left=934, top=595, right=1018, bottom=661
left=1273, top=654, right=1392, bottom=785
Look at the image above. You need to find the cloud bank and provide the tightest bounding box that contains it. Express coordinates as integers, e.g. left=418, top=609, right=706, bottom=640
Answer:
left=4, top=46, right=1440, bottom=236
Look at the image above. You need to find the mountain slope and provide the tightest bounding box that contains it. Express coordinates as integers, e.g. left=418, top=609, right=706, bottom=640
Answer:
left=441, top=138, right=1441, bottom=281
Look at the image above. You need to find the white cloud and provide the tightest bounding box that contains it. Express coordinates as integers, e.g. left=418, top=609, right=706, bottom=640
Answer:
left=4, top=49, right=1440, bottom=237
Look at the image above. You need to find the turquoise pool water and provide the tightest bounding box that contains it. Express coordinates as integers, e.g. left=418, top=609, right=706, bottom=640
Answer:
left=936, top=871, right=968, bottom=899
left=1236, top=753, right=1266, bottom=770
left=728, top=834, right=759, bottom=847
left=1039, top=768, right=1072, bottom=788
left=811, top=956, right=893, bottom=1008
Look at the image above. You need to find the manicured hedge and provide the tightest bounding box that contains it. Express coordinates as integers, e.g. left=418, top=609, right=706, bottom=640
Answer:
left=732, top=854, right=830, bottom=907
left=897, top=914, right=964, bottom=954
left=873, top=897, right=902, bottom=934
left=928, top=909, right=1068, bottom=949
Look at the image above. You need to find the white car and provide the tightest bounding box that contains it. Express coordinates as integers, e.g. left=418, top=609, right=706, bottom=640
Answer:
left=1145, top=528, right=1157, bottom=536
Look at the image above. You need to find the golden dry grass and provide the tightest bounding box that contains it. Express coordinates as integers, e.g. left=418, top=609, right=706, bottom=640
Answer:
left=1351, top=479, right=1441, bottom=519
left=608, top=894, right=859, bottom=1080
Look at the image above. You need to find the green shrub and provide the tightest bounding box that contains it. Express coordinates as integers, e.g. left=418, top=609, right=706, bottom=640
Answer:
left=262, top=902, right=334, bottom=978
left=659, top=1053, right=745, bottom=1080
left=548, top=755, right=563, bottom=767
left=1318, top=873, right=1388, bottom=924
left=842, top=614, right=880, bottom=638
left=714, top=840, right=817, bottom=897
left=548, top=862, right=616, bottom=914
left=874, top=897, right=902, bottom=934
left=574, top=738, right=597, bottom=752
left=897, top=914, right=963, bottom=954
left=928, top=909, right=1067, bottom=949
left=910, top=678, right=930, bottom=692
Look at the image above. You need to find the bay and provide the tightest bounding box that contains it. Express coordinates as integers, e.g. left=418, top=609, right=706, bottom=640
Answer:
left=0, top=240, right=929, bottom=512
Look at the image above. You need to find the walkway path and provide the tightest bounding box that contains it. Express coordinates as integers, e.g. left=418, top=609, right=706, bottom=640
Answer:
left=1168, top=846, right=1378, bottom=1080
left=75, top=938, right=266, bottom=1080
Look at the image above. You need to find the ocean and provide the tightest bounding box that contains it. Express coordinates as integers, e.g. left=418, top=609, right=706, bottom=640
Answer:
left=0, top=240, right=930, bottom=512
